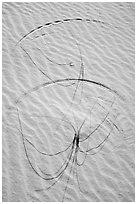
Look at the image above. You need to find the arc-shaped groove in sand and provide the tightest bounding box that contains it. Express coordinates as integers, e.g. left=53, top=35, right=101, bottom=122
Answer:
left=15, top=17, right=107, bottom=46
left=15, top=78, right=120, bottom=105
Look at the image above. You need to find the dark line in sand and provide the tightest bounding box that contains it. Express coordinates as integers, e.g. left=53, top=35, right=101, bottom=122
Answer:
left=15, top=17, right=108, bottom=46
left=15, top=78, right=119, bottom=105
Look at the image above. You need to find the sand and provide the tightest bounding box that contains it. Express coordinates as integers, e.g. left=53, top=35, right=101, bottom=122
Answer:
left=2, top=2, right=135, bottom=202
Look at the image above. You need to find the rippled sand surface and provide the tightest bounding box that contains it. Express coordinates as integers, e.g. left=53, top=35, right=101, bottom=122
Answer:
left=2, top=2, right=135, bottom=202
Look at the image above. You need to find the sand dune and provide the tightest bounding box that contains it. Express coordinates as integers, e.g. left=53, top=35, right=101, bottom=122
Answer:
left=2, top=2, right=135, bottom=202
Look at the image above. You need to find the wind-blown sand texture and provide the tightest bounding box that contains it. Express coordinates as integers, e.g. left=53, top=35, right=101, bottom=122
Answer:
left=2, top=2, right=135, bottom=202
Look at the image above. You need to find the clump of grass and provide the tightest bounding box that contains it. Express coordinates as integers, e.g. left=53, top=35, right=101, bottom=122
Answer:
left=13, top=17, right=125, bottom=202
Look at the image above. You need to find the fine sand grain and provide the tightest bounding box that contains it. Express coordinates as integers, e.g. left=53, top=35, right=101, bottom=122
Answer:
left=2, top=2, right=135, bottom=202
